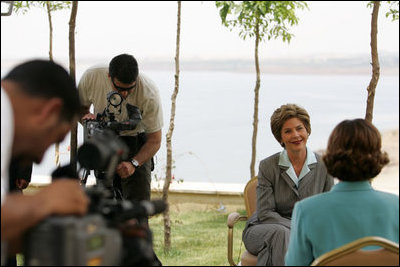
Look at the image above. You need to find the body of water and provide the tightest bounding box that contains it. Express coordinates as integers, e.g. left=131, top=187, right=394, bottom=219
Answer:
left=2, top=67, right=398, bottom=184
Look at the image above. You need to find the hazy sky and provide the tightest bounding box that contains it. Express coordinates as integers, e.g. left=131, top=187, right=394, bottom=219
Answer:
left=1, top=1, right=399, bottom=63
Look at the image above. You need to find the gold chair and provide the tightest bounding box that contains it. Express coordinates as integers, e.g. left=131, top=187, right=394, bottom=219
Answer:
left=227, top=176, right=258, bottom=266
left=311, top=236, right=399, bottom=266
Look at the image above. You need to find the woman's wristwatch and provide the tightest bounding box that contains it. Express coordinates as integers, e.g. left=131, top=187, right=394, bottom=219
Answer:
left=130, top=159, right=140, bottom=169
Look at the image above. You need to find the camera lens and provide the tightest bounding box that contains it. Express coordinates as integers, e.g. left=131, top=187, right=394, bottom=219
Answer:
left=77, top=142, right=108, bottom=170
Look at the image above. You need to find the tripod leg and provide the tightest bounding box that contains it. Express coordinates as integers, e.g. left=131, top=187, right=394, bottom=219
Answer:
left=80, top=169, right=90, bottom=186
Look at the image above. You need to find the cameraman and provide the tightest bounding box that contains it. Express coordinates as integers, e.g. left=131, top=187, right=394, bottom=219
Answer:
left=1, top=60, right=89, bottom=265
left=78, top=54, right=163, bottom=204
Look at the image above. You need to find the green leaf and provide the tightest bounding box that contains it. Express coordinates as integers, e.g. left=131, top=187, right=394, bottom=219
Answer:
left=13, top=1, right=71, bottom=14
left=215, top=1, right=308, bottom=42
left=219, top=4, right=230, bottom=23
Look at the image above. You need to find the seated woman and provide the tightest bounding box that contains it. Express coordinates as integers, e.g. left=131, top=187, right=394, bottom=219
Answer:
left=285, top=118, right=398, bottom=266
left=242, top=103, right=334, bottom=266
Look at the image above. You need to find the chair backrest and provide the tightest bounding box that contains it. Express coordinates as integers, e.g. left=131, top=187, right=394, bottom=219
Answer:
left=243, top=176, right=258, bottom=217
left=311, top=236, right=399, bottom=266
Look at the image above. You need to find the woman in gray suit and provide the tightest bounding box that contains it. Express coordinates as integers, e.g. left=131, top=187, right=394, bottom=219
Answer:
left=242, top=104, right=334, bottom=266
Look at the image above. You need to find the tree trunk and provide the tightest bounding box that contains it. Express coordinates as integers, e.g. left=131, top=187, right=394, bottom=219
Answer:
left=365, top=1, right=380, bottom=123
left=250, top=22, right=261, bottom=179
left=69, top=1, right=78, bottom=170
left=46, top=1, right=53, bottom=61
left=162, top=0, right=181, bottom=251
left=46, top=1, right=61, bottom=168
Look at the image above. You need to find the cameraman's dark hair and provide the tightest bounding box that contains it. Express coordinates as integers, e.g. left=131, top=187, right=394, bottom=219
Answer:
left=2, top=60, right=81, bottom=122
left=322, top=119, right=389, bottom=181
left=109, top=54, right=138, bottom=84
left=270, top=103, right=311, bottom=147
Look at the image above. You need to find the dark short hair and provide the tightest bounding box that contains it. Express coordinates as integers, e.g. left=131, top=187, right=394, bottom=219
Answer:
left=109, top=54, right=138, bottom=84
left=323, top=119, right=389, bottom=181
left=2, top=59, right=81, bottom=122
left=270, top=104, right=311, bottom=147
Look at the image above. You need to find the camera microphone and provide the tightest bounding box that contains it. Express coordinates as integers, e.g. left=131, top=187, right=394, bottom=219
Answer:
left=104, top=199, right=167, bottom=222
left=140, top=199, right=167, bottom=216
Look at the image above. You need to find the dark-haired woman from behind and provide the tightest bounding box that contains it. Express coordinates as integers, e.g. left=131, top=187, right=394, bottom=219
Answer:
left=285, top=118, right=399, bottom=266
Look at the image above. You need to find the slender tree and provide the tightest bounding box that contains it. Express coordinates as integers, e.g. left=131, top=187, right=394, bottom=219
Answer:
left=13, top=1, right=72, bottom=76
left=162, top=0, right=182, bottom=251
left=13, top=1, right=72, bottom=167
left=46, top=1, right=59, bottom=167
left=365, top=1, right=380, bottom=123
left=215, top=1, right=308, bottom=179
left=69, top=1, right=78, bottom=171
left=365, top=1, right=399, bottom=123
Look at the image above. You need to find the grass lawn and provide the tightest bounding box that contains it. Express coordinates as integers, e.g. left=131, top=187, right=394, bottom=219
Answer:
left=16, top=205, right=247, bottom=266
left=20, top=186, right=248, bottom=266
left=150, top=207, right=247, bottom=266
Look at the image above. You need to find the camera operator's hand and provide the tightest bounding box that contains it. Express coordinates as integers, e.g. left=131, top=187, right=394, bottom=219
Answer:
left=1, top=179, right=89, bottom=242
left=116, top=161, right=135, bottom=179
left=16, top=178, right=30, bottom=190
left=40, top=179, right=89, bottom=216
left=81, top=112, right=96, bottom=123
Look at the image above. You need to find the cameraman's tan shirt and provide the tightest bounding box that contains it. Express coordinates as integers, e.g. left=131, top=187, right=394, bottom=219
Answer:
left=78, top=66, right=163, bottom=136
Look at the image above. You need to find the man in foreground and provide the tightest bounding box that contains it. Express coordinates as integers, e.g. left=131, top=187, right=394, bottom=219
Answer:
left=1, top=60, right=89, bottom=264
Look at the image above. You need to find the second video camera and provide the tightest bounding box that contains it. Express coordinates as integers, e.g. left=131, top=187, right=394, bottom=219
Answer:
left=83, top=90, right=142, bottom=142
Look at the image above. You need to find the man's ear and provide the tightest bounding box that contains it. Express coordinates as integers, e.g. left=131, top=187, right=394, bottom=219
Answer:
left=35, top=98, right=63, bottom=127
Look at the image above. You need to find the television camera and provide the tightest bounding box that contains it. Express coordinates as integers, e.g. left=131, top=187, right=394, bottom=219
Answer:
left=80, top=90, right=141, bottom=186
left=23, top=91, right=166, bottom=266
left=83, top=90, right=142, bottom=141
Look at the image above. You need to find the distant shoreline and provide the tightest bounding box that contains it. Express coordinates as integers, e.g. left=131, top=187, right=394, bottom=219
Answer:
left=2, top=56, right=399, bottom=76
